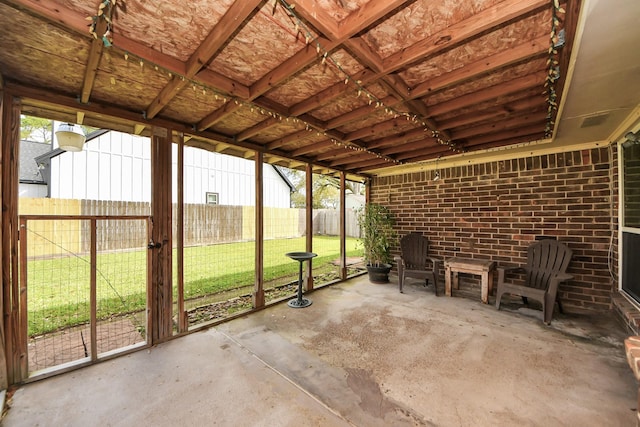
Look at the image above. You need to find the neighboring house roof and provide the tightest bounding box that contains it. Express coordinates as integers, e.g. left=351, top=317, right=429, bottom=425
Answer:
left=19, top=140, right=51, bottom=184
left=272, top=165, right=295, bottom=192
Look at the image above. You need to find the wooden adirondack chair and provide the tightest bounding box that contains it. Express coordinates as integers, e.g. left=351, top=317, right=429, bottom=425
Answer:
left=394, top=233, right=440, bottom=295
left=495, top=239, right=573, bottom=324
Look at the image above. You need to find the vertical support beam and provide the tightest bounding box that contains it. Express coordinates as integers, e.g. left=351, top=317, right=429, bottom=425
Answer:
left=253, top=152, right=264, bottom=308
left=365, top=178, right=371, bottom=204
left=339, top=172, right=347, bottom=280
left=0, top=82, right=4, bottom=389
left=17, top=218, right=27, bottom=371
left=176, top=133, right=186, bottom=333
left=90, top=219, right=97, bottom=361
left=149, top=126, right=173, bottom=344
left=2, top=92, right=21, bottom=385
left=305, top=164, right=314, bottom=291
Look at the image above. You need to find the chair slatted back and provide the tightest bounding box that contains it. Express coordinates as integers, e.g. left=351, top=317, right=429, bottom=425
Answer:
left=525, top=240, right=572, bottom=290
left=400, top=233, right=429, bottom=270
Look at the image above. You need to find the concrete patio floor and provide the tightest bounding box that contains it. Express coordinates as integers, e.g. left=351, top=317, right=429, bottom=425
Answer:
left=2, top=275, right=637, bottom=426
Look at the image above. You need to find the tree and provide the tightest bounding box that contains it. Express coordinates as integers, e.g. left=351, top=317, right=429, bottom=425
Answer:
left=21, top=115, right=53, bottom=143
left=279, top=167, right=364, bottom=209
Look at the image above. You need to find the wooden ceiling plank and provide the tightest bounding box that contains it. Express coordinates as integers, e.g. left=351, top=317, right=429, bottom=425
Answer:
left=411, top=35, right=550, bottom=99
left=382, top=0, right=548, bottom=72
left=236, top=117, right=280, bottom=142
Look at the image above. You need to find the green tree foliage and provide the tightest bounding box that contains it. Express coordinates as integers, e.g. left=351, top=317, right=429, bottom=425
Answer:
left=21, top=115, right=53, bottom=143
left=280, top=167, right=364, bottom=209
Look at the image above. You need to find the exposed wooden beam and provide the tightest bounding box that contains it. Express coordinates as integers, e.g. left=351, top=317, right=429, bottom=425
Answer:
left=134, top=124, right=146, bottom=135
left=451, top=111, right=548, bottom=140
left=366, top=127, right=428, bottom=149
left=8, top=82, right=356, bottom=176
left=197, top=101, right=242, bottom=131
left=146, top=0, right=262, bottom=119
left=285, top=0, right=340, bottom=40
left=382, top=0, right=548, bottom=71
left=266, top=129, right=312, bottom=150
left=291, top=139, right=334, bottom=157
left=411, top=35, right=549, bottom=99
left=236, top=117, right=280, bottom=142
left=345, top=156, right=392, bottom=170
left=337, top=0, right=411, bottom=38
left=80, top=18, right=107, bottom=104
left=380, top=138, right=434, bottom=156
left=290, top=0, right=548, bottom=121
left=344, top=117, right=409, bottom=141
left=427, top=72, right=545, bottom=118
left=329, top=151, right=373, bottom=167
left=438, top=91, right=542, bottom=130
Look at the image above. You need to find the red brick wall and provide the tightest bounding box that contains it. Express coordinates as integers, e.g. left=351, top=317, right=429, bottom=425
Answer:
left=371, top=147, right=617, bottom=312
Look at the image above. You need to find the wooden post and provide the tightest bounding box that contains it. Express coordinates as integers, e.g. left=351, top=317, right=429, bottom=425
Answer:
left=2, top=92, right=22, bottom=385
left=339, top=172, right=347, bottom=280
left=176, top=133, right=186, bottom=333
left=253, top=152, right=264, bottom=308
left=149, top=126, right=173, bottom=344
left=90, top=219, right=97, bottom=360
left=305, top=163, right=313, bottom=291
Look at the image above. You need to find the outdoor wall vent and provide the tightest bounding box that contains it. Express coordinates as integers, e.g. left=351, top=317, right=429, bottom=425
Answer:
left=580, top=113, right=610, bottom=128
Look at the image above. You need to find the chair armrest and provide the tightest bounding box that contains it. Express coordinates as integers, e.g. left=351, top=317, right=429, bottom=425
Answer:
left=394, top=255, right=403, bottom=265
left=497, top=266, right=524, bottom=284
left=553, top=273, right=573, bottom=283
left=427, top=257, right=441, bottom=266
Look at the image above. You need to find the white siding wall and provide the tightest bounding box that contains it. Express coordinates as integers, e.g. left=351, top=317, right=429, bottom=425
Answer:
left=50, top=131, right=290, bottom=207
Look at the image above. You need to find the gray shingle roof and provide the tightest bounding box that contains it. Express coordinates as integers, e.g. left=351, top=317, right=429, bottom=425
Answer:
left=19, top=140, right=52, bottom=183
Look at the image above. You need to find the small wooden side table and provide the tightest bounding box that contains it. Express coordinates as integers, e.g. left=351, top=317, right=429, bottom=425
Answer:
left=444, top=257, right=496, bottom=304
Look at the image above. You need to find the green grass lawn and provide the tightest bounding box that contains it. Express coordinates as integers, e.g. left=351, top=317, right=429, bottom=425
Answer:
left=27, top=236, right=361, bottom=336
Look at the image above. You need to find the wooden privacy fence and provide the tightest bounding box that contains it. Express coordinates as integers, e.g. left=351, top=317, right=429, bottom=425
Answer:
left=19, top=198, right=361, bottom=257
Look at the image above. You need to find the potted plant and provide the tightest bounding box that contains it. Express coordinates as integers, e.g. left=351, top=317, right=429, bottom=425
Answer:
left=356, top=203, right=397, bottom=283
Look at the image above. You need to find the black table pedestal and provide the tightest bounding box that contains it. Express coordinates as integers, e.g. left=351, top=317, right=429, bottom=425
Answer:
left=285, top=252, right=317, bottom=308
